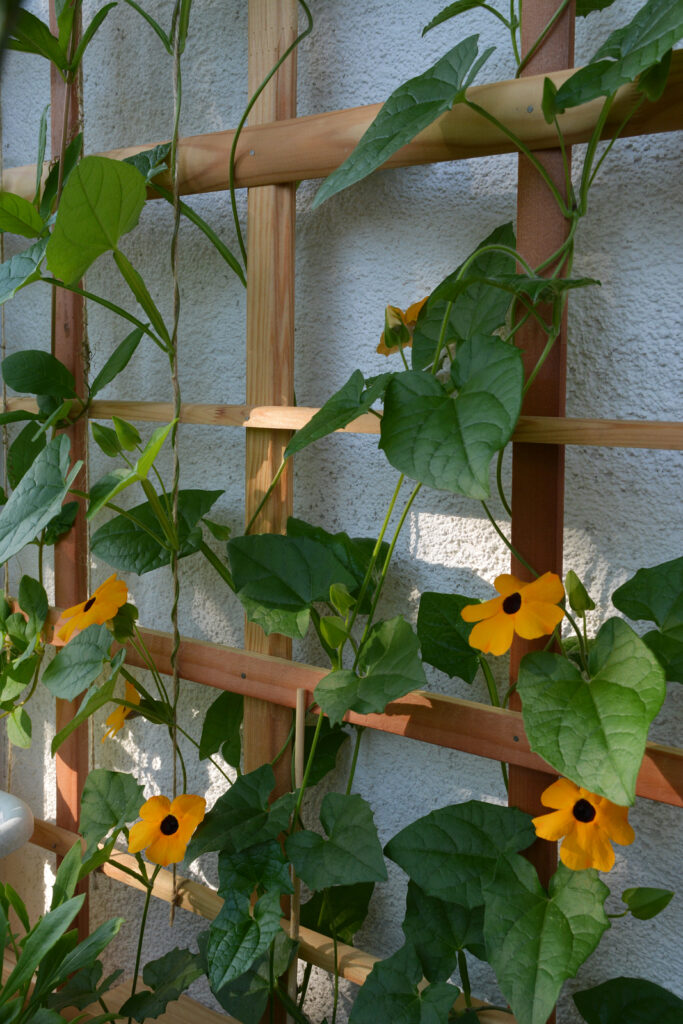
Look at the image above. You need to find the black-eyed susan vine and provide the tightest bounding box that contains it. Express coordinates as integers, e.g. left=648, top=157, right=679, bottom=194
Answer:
left=0, top=1, right=681, bottom=1023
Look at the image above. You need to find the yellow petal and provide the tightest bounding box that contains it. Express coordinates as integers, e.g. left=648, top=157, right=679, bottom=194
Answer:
left=532, top=807, right=574, bottom=842
left=404, top=297, right=427, bottom=324
left=522, top=571, right=564, bottom=605
left=128, top=819, right=161, bottom=854
left=540, top=777, right=580, bottom=809
left=597, top=801, right=635, bottom=847
left=145, top=832, right=189, bottom=867
left=514, top=601, right=564, bottom=640
left=468, top=614, right=515, bottom=655
left=493, top=574, right=527, bottom=597
left=461, top=595, right=504, bottom=623
left=139, top=795, right=171, bottom=823
left=561, top=822, right=615, bottom=872
left=171, top=793, right=206, bottom=825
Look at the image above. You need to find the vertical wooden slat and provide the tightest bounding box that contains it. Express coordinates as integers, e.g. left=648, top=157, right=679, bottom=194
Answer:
left=509, top=0, right=575, bottom=957
left=49, top=2, right=89, bottom=938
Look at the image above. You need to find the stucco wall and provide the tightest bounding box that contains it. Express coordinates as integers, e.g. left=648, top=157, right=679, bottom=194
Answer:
left=1, top=1, right=682, bottom=1021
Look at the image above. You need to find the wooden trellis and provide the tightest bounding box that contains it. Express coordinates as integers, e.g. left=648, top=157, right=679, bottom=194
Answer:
left=5, top=0, right=683, bottom=1021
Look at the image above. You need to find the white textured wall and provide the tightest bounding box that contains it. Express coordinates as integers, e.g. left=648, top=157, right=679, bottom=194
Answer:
left=1, top=1, right=682, bottom=1021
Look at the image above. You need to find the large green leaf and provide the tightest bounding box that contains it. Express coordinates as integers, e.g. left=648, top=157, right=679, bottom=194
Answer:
left=91, top=489, right=222, bottom=574
left=47, top=962, right=123, bottom=1013
left=186, top=764, right=295, bottom=860
left=574, top=976, right=683, bottom=1024
left=284, top=371, right=390, bottom=458
left=0, top=435, right=79, bottom=564
left=49, top=916, right=123, bottom=988
left=551, top=0, right=683, bottom=113
left=41, top=623, right=112, bottom=700
left=1, top=896, right=84, bottom=1000
left=286, top=792, right=387, bottom=890
left=403, top=880, right=485, bottom=981
left=46, top=156, right=146, bottom=284
left=218, top=840, right=293, bottom=899
left=89, top=327, right=144, bottom=398
left=299, top=881, right=374, bottom=944
left=423, top=2, right=495, bottom=36
left=349, top=943, right=458, bottom=1024
left=612, top=556, right=683, bottom=682
left=380, top=336, right=523, bottom=499
left=484, top=859, right=610, bottom=1024
left=228, top=533, right=356, bottom=639
left=79, top=768, right=145, bottom=853
left=315, top=615, right=427, bottom=726
left=208, top=932, right=297, bottom=1024
left=18, top=575, right=48, bottom=637
left=207, top=889, right=283, bottom=990
left=51, top=677, right=116, bottom=755
left=417, top=592, right=480, bottom=682
left=576, top=0, right=617, bottom=15
left=199, top=689, right=243, bottom=768
left=120, top=947, right=203, bottom=1022
left=517, top=618, right=666, bottom=804
left=621, top=886, right=674, bottom=920
left=7, top=9, right=67, bottom=68
left=385, top=800, right=535, bottom=908
left=313, top=36, right=493, bottom=207
left=7, top=707, right=31, bottom=748
left=0, top=192, right=44, bottom=238
left=8, top=424, right=46, bottom=490
left=0, top=238, right=48, bottom=305
left=2, top=349, right=76, bottom=399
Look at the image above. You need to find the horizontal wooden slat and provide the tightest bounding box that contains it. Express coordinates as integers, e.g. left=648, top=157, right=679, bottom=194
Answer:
left=3, top=55, right=682, bottom=200
left=127, top=625, right=683, bottom=807
left=6, top=397, right=683, bottom=449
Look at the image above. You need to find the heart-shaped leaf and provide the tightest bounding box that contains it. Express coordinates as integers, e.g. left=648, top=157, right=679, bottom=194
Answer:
left=0, top=192, right=45, bottom=238
left=207, top=889, right=282, bottom=991
left=0, top=238, right=47, bottom=305
left=285, top=371, right=391, bottom=457
left=612, top=556, right=683, bottom=682
left=417, top=592, right=480, bottom=682
left=3, top=349, right=76, bottom=399
left=120, top=947, right=203, bottom=1022
left=79, top=769, right=145, bottom=853
left=348, top=943, right=458, bottom=1024
left=41, top=623, right=112, bottom=700
left=402, top=880, right=486, bottom=981
left=573, top=976, right=683, bottom=1024
left=300, top=881, right=374, bottom=944
left=517, top=618, right=666, bottom=804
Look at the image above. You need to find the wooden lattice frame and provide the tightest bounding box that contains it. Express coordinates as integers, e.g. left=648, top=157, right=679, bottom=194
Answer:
left=6, top=0, right=682, bottom=1020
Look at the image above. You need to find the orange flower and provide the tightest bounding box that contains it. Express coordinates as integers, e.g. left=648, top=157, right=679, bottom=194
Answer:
left=57, top=573, right=128, bottom=643
left=533, top=777, right=635, bottom=872
left=461, top=572, right=564, bottom=656
left=128, top=794, right=206, bottom=867
left=377, top=297, right=427, bottom=355
left=102, top=681, right=140, bottom=742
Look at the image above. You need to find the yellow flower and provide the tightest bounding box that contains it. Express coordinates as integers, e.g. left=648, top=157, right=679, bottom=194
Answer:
left=533, top=777, right=635, bottom=872
left=57, top=573, right=128, bottom=643
left=102, top=681, right=140, bottom=742
left=377, top=297, right=427, bottom=355
left=460, top=572, right=565, bottom=656
left=128, top=794, right=206, bottom=867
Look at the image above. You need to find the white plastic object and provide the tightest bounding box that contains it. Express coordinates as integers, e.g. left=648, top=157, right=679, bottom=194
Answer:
left=0, top=790, right=34, bottom=858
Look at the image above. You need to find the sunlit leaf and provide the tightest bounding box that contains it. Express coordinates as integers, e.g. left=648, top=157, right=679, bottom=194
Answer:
left=417, top=592, right=480, bottom=682
left=0, top=192, right=44, bottom=238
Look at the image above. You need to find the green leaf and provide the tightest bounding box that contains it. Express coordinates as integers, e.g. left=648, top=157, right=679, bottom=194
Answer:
left=417, top=592, right=480, bottom=682
left=3, top=349, right=76, bottom=399
left=0, top=238, right=47, bottom=305
left=112, top=249, right=171, bottom=346
left=199, top=689, right=243, bottom=766
left=91, top=489, right=222, bottom=574
left=79, top=768, right=145, bottom=853
left=208, top=889, right=283, bottom=990
left=422, top=2, right=491, bottom=36
left=300, top=882, right=374, bottom=944
left=576, top=0, right=617, bottom=15
left=315, top=616, right=427, bottom=726
left=43, top=501, right=78, bottom=546
left=286, top=792, right=387, bottom=890
left=89, top=327, right=144, bottom=398
left=120, top=947, right=203, bottom=1021
left=228, top=533, right=356, bottom=639
left=86, top=468, right=137, bottom=520
left=313, top=36, right=493, bottom=207
left=3, top=884, right=29, bottom=932
left=2, top=896, right=84, bottom=998
left=50, top=842, right=82, bottom=909
left=7, top=706, right=31, bottom=747
left=42, top=623, right=112, bottom=701
left=0, top=192, right=44, bottom=238
left=637, top=47, right=673, bottom=102
left=621, top=886, right=674, bottom=920
left=433, top=271, right=598, bottom=309
left=39, top=132, right=83, bottom=220
left=551, top=0, right=683, bottom=113
left=112, top=415, right=141, bottom=451
left=8, top=424, right=46, bottom=489
left=46, top=156, right=147, bottom=284
left=410, top=298, right=461, bottom=372
left=484, top=859, right=609, bottom=1024
left=135, top=420, right=175, bottom=477
left=187, top=764, right=295, bottom=860
left=0, top=434, right=79, bottom=564
left=207, top=932, right=296, bottom=1024
left=380, top=337, right=524, bottom=499
left=7, top=10, right=67, bottom=68
left=18, top=575, right=48, bottom=635
left=34, top=104, right=49, bottom=205
left=51, top=915, right=123, bottom=985
left=120, top=1, right=171, bottom=54
left=52, top=677, right=116, bottom=755
left=612, top=556, right=683, bottom=682
left=403, top=881, right=485, bottom=981
left=0, top=410, right=41, bottom=427
left=517, top=618, right=666, bottom=804
left=285, top=370, right=390, bottom=458
left=68, top=3, right=117, bottom=72
left=202, top=517, right=231, bottom=542
left=304, top=717, right=349, bottom=787
left=574, top=976, right=683, bottom=1024
left=91, top=422, right=122, bottom=458
left=565, top=569, right=595, bottom=613
left=47, top=962, right=123, bottom=1013
left=385, top=800, right=535, bottom=908
left=123, top=143, right=171, bottom=183
left=218, top=840, right=293, bottom=899
left=349, top=943, right=458, bottom=1024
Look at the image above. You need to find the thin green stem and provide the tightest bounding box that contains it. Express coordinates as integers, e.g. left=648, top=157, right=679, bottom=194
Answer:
left=464, top=99, right=570, bottom=216
left=495, top=449, right=512, bottom=519
left=522, top=327, right=559, bottom=396
left=140, top=478, right=177, bottom=548
left=479, top=656, right=508, bottom=791
left=244, top=457, right=287, bottom=535
left=480, top=500, right=538, bottom=578
left=509, top=0, right=520, bottom=66
left=345, top=726, right=365, bottom=795
left=291, top=712, right=324, bottom=827
left=132, top=626, right=171, bottom=705
left=40, top=278, right=167, bottom=352
left=579, top=94, right=616, bottom=214
left=272, top=716, right=296, bottom=770
left=457, top=950, right=472, bottom=1008
left=298, top=962, right=313, bottom=1009
left=127, top=865, right=161, bottom=1023
left=430, top=300, right=453, bottom=375
left=516, top=0, right=572, bottom=78
left=199, top=540, right=234, bottom=589
left=588, top=95, right=646, bottom=191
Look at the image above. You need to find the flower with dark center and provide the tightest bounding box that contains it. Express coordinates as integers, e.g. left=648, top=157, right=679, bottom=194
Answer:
left=102, top=681, right=140, bottom=742
left=128, top=794, right=206, bottom=866
left=460, top=571, right=565, bottom=655
left=532, top=777, right=634, bottom=872
left=57, top=573, right=128, bottom=643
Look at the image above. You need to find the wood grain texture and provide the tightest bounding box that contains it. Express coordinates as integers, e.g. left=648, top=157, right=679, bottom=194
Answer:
left=49, top=0, right=89, bottom=941
left=4, top=53, right=683, bottom=199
